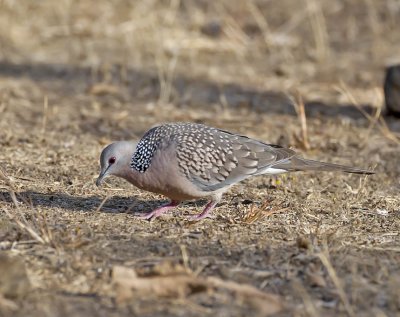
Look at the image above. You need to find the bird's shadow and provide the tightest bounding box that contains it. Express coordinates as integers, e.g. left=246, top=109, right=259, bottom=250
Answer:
left=0, top=190, right=210, bottom=216
left=0, top=190, right=167, bottom=215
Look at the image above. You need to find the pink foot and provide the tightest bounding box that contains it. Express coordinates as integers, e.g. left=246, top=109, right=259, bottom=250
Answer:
left=137, top=200, right=180, bottom=220
left=189, top=200, right=218, bottom=220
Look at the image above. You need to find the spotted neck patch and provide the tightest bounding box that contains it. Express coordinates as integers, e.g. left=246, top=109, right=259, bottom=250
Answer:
left=130, top=127, right=162, bottom=173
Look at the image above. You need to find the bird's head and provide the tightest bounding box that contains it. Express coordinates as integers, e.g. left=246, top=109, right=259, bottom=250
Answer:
left=96, top=141, right=138, bottom=186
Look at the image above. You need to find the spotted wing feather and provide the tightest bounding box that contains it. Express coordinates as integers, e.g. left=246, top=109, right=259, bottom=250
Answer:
left=177, top=127, right=296, bottom=192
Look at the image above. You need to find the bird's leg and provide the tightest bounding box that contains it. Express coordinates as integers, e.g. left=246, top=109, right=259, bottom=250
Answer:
left=189, top=200, right=219, bottom=220
left=137, top=200, right=180, bottom=220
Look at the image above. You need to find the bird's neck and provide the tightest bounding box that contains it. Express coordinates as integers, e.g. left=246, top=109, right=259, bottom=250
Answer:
left=118, top=156, right=146, bottom=187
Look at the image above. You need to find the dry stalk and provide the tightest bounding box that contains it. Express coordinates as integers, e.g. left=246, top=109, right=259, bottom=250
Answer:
left=164, top=0, right=180, bottom=26
left=363, top=0, right=382, bottom=35
left=218, top=93, right=231, bottom=119
left=247, top=1, right=271, bottom=51
left=361, top=89, right=383, bottom=144
left=293, top=91, right=310, bottom=150
left=3, top=192, right=45, bottom=245
left=0, top=165, right=8, bottom=183
left=336, top=82, right=400, bottom=144
left=0, top=89, right=9, bottom=119
left=292, top=279, right=319, bottom=317
left=213, top=2, right=249, bottom=48
left=364, top=0, right=384, bottom=57
left=242, top=200, right=289, bottom=224
left=1, top=168, right=53, bottom=246
left=317, top=249, right=355, bottom=317
left=378, top=116, right=400, bottom=143
left=305, top=0, right=330, bottom=61
left=155, top=47, right=179, bottom=105
left=355, top=171, right=375, bottom=201
left=152, top=0, right=181, bottom=105
left=95, top=194, right=111, bottom=213
left=179, top=244, right=190, bottom=273
left=29, top=195, right=54, bottom=245
left=41, top=95, right=49, bottom=135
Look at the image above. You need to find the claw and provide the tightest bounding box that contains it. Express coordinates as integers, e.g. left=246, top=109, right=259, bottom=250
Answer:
left=136, top=200, right=180, bottom=220
left=188, top=200, right=218, bottom=220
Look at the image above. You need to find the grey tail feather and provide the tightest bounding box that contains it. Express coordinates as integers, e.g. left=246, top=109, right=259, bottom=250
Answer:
left=273, top=157, right=375, bottom=175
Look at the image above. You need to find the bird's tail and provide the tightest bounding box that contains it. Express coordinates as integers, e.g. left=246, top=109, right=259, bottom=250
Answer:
left=272, top=157, right=374, bottom=175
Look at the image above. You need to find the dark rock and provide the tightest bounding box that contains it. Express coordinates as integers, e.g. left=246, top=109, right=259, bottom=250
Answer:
left=384, top=64, right=400, bottom=117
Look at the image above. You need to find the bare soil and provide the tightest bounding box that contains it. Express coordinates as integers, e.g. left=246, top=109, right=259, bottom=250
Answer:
left=0, top=1, right=400, bottom=316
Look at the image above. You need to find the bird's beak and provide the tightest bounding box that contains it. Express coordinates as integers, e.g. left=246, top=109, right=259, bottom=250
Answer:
left=96, top=167, right=109, bottom=187
left=96, top=174, right=104, bottom=187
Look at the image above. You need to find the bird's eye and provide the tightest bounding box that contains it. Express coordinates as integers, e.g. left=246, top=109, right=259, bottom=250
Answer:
left=108, top=156, right=116, bottom=164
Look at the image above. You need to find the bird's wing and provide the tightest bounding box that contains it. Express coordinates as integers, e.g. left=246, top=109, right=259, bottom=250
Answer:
left=177, top=128, right=297, bottom=192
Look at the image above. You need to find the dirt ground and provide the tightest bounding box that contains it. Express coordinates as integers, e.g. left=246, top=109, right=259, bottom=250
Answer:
left=1, top=1, right=400, bottom=316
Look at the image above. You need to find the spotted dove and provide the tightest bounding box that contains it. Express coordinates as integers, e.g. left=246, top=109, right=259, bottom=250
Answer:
left=96, top=122, right=374, bottom=220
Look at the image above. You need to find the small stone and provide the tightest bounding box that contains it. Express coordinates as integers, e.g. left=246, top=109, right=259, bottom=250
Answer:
left=200, top=20, right=222, bottom=38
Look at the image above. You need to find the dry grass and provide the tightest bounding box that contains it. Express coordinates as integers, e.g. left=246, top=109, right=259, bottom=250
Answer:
left=0, top=1, right=400, bottom=316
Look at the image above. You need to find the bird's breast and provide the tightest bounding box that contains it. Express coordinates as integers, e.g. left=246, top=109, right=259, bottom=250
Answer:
left=125, top=146, right=210, bottom=201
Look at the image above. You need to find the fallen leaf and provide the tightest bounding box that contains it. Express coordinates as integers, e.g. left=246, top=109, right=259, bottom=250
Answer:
left=111, top=263, right=283, bottom=316
left=112, top=265, right=206, bottom=303
left=87, top=83, right=120, bottom=96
